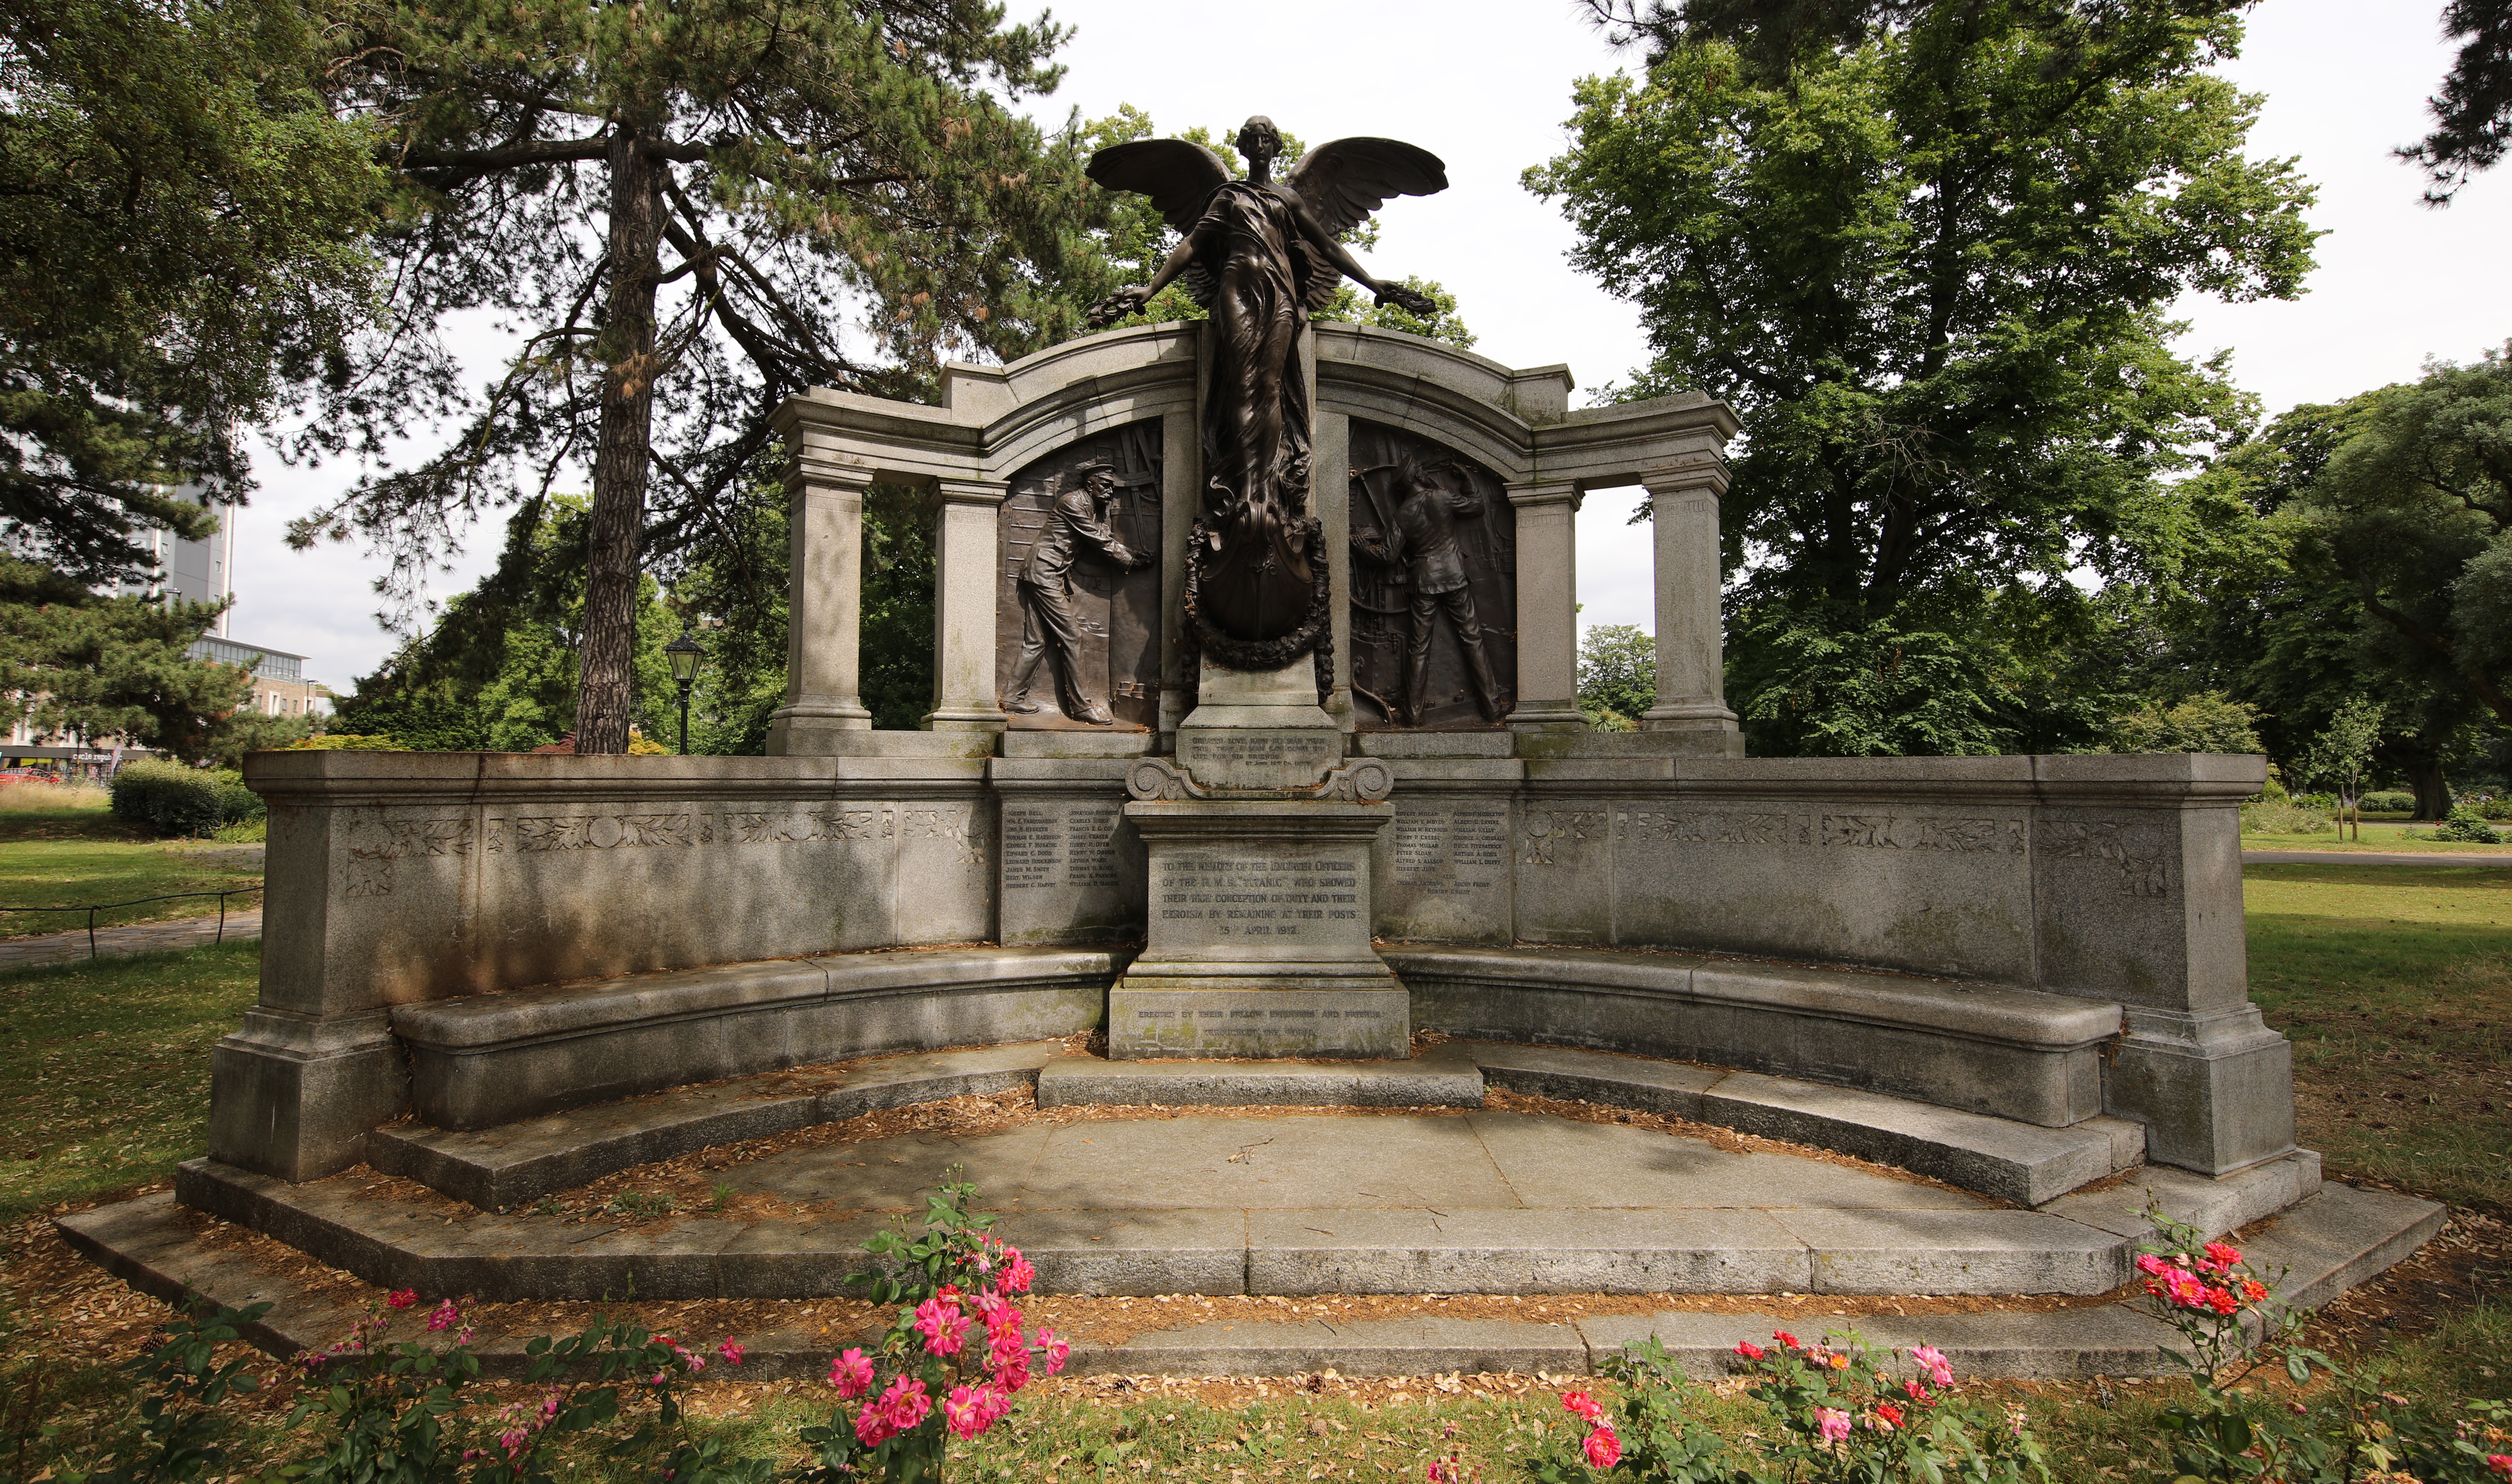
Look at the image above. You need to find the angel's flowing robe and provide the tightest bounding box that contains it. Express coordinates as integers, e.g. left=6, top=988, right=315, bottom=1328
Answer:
left=1193, top=180, right=1316, bottom=643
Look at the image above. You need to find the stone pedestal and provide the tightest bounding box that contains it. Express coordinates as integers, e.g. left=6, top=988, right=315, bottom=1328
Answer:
left=1109, top=800, right=1403, bottom=1059
left=1109, top=655, right=1403, bottom=1059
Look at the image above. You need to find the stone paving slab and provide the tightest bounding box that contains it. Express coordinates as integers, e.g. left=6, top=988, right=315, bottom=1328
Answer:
left=56, top=1182, right=2444, bottom=1379
left=365, top=1039, right=2147, bottom=1212
left=0, top=908, right=262, bottom=971
left=1036, top=1050, right=1485, bottom=1109
left=1242, top=1208, right=1813, bottom=1295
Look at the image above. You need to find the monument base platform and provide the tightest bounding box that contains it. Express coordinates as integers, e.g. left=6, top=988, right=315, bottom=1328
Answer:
left=1106, top=986, right=1410, bottom=1059
left=1037, top=1049, right=1478, bottom=1107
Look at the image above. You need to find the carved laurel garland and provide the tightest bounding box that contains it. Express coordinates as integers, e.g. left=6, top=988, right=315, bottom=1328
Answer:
left=1182, top=515, right=1335, bottom=706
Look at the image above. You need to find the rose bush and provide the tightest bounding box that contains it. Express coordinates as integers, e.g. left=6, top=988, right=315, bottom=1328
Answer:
left=789, top=1176, right=1067, bottom=1484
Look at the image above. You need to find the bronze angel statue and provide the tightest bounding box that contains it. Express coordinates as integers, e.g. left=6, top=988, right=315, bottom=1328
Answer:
left=1087, top=116, right=1447, bottom=668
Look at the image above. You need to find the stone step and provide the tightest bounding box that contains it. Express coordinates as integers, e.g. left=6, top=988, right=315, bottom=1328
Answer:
left=366, top=1042, right=1065, bottom=1211
left=360, top=1039, right=2153, bottom=1212
left=1036, top=1050, right=1486, bottom=1110
left=57, top=1182, right=2446, bottom=1379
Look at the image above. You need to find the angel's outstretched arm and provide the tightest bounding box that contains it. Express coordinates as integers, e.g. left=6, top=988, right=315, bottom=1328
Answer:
left=1139, top=228, right=1203, bottom=299
left=1287, top=194, right=1387, bottom=293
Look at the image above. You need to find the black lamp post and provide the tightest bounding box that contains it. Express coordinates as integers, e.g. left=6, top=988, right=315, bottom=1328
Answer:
left=664, top=628, right=704, bottom=755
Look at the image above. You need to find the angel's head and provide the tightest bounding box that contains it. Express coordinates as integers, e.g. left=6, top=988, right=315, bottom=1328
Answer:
left=1236, top=116, right=1282, bottom=178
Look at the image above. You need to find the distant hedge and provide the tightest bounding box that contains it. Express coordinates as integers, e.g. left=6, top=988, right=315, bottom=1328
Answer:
left=285, top=733, right=405, bottom=750
left=2356, top=790, right=2416, bottom=814
left=109, top=760, right=263, bottom=837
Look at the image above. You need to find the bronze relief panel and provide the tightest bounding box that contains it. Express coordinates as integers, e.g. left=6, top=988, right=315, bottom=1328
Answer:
left=996, top=422, right=1164, bottom=730
left=1347, top=420, right=1517, bottom=731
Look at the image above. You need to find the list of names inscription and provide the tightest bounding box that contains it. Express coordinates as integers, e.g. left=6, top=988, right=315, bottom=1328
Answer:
left=1388, top=805, right=1508, bottom=898
left=1001, top=802, right=1124, bottom=892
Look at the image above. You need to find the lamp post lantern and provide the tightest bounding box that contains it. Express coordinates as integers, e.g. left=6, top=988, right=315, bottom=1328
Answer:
left=664, top=628, right=704, bottom=755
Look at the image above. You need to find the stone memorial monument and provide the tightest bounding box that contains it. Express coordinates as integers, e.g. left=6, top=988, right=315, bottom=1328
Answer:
left=52, top=112, right=2441, bottom=1389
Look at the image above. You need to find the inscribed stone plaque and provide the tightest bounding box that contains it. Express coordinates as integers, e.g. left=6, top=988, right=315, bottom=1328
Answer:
left=996, top=422, right=1163, bottom=730
left=997, top=795, right=1143, bottom=945
left=1111, top=802, right=1403, bottom=1058
left=1373, top=798, right=1513, bottom=943
left=1345, top=420, right=1517, bottom=731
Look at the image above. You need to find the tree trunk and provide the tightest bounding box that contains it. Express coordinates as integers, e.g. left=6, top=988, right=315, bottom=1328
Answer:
left=574, top=125, right=665, bottom=755
left=2408, top=756, right=2452, bottom=821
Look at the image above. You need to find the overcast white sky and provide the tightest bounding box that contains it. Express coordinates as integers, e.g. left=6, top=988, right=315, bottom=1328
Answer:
left=230, top=0, right=2512, bottom=691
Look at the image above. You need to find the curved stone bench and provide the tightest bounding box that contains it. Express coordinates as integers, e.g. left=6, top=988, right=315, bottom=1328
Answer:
left=1389, top=945, right=2121, bottom=1128
left=392, top=946, right=1122, bottom=1129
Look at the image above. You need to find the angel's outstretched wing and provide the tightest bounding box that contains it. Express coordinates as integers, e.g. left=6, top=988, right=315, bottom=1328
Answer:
left=1282, top=138, right=1448, bottom=311
left=1086, top=138, right=1231, bottom=231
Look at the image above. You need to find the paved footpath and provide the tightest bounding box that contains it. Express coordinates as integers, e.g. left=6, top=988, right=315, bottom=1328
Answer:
left=0, top=908, right=263, bottom=972
left=2245, top=850, right=2512, bottom=866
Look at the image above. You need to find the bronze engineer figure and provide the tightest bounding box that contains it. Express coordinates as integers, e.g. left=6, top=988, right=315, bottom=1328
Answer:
left=1003, top=462, right=1154, bottom=724
left=1086, top=117, right=1446, bottom=670
left=1354, top=456, right=1510, bottom=726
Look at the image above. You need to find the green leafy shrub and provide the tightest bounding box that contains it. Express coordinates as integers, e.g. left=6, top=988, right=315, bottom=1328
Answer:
left=2357, top=790, right=2417, bottom=814
left=2481, top=798, right=2512, bottom=821
left=109, top=761, right=262, bottom=837
left=284, top=733, right=405, bottom=750
left=108, top=760, right=225, bottom=837
left=2428, top=806, right=2504, bottom=845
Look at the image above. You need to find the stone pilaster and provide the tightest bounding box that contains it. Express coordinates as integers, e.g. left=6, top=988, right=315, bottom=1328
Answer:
left=1315, top=408, right=1356, bottom=732
left=1639, top=451, right=1744, bottom=754
left=767, top=460, right=874, bottom=753
left=1156, top=407, right=1198, bottom=739
left=1506, top=481, right=1586, bottom=731
left=925, top=477, right=1009, bottom=733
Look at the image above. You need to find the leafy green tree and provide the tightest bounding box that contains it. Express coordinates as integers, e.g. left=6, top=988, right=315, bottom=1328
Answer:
left=2401, top=0, right=2512, bottom=204
left=290, top=0, right=1112, bottom=753
left=1577, top=624, right=1657, bottom=729
left=336, top=496, right=682, bottom=751
left=1528, top=0, right=2318, bottom=756
left=0, top=561, right=257, bottom=761
left=2106, top=692, right=2262, bottom=754
left=0, top=0, right=383, bottom=586
left=1084, top=108, right=1476, bottom=347
left=2298, top=347, right=2512, bottom=725
left=2298, top=696, right=2386, bottom=841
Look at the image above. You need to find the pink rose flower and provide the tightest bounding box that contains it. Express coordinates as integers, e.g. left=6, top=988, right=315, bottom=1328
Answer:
left=1911, top=1343, right=1955, bottom=1386
left=853, top=1403, right=896, bottom=1449
left=1817, top=1407, right=1852, bottom=1443
left=829, top=1347, right=874, bottom=1399
left=425, top=1299, right=462, bottom=1332
left=1584, top=1425, right=1621, bottom=1468
left=913, top=1297, right=971, bottom=1357
left=1735, top=1340, right=1766, bottom=1360
left=880, top=1375, right=931, bottom=1431
left=1000, top=1249, right=1035, bottom=1294
left=385, top=1289, right=420, bottom=1310
left=1039, top=1326, right=1071, bottom=1376
left=943, top=1384, right=987, bottom=1440
left=1562, top=1389, right=1603, bottom=1422
left=717, top=1338, right=744, bottom=1365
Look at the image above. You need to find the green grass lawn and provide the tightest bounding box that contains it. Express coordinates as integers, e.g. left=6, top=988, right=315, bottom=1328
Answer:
left=0, top=806, right=262, bottom=939
left=2244, top=862, right=2512, bottom=1213
left=0, top=941, right=260, bottom=1224
left=2244, top=818, right=2512, bottom=852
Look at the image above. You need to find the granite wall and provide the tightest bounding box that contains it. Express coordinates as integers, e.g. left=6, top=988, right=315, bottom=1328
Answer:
left=218, top=746, right=2283, bottom=1184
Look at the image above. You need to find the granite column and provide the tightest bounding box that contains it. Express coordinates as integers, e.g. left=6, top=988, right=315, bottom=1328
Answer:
left=925, top=477, right=1009, bottom=733
left=767, top=459, right=874, bottom=753
left=1506, top=480, right=1585, bottom=731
